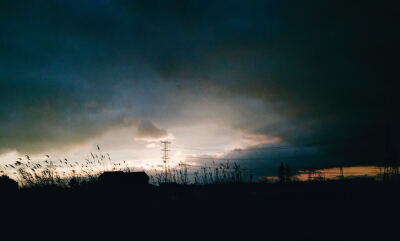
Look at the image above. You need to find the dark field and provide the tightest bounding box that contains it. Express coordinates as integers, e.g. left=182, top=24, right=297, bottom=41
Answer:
left=2, top=177, right=399, bottom=240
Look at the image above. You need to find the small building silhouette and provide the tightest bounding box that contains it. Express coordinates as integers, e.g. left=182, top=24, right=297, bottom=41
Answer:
left=0, top=175, right=18, bottom=192
left=98, top=171, right=149, bottom=187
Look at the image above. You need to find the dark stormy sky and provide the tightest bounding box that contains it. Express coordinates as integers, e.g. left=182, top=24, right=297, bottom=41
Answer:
left=0, top=0, right=398, bottom=173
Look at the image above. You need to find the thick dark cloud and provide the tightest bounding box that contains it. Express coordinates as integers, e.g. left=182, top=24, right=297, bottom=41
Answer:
left=0, top=0, right=397, bottom=169
left=136, top=120, right=169, bottom=141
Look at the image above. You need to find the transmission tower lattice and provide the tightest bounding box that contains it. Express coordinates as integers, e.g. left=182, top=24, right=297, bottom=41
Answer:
left=161, top=141, right=171, bottom=181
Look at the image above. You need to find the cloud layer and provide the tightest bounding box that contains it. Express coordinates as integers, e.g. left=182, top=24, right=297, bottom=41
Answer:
left=0, top=0, right=397, bottom=170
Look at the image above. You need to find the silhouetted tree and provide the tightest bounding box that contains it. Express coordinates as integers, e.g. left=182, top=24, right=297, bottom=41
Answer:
left=278, top=162, right=285, bottom=183
left=285, top=164, right=292, bottom=182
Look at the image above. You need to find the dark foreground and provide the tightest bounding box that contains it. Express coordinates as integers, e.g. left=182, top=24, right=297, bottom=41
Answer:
left=1, top=178, right=399, bottom=240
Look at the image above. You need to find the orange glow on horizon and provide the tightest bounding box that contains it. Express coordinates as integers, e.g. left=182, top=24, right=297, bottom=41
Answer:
left=295, top=166, right=382, bottom=181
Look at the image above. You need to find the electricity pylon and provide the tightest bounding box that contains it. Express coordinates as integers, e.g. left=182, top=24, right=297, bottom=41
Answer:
left=161, top=141, right=171, bottom=182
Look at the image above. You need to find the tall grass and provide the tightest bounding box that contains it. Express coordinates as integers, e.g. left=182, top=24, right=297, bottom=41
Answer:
left=149, top=162, right=254, bottom=185
left=0, top=146, right=134, bottom=188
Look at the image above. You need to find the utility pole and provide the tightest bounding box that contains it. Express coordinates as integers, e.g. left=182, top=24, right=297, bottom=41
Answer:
left=161, top=141, right=171, bottom=182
